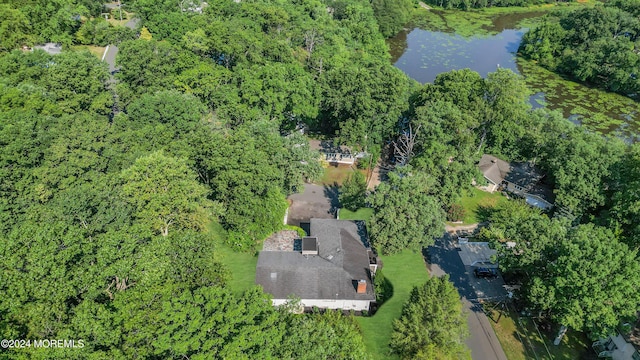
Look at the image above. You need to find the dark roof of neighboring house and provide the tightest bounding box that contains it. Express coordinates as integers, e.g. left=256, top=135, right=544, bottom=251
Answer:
left=506, top=162, right=545, bottom=188
left=256, top=219, right=375, bottom=301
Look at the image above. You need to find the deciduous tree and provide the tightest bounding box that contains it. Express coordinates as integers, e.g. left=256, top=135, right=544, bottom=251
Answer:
left=391, top=275, right=470, bottom=360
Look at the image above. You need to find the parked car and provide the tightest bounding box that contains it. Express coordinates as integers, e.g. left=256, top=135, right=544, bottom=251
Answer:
left=474, top=268, right=498, bottom=278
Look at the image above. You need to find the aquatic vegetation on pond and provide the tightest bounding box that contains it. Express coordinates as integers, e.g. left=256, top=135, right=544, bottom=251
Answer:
left=390, top=4, right=640, bottom=141
left=517, top=59, right=640, bottom=141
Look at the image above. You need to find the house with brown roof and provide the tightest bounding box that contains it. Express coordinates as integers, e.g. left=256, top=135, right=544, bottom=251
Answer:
left=478, top=154, right=554, bottom=210
left=255, top=219, right=376, bottom=312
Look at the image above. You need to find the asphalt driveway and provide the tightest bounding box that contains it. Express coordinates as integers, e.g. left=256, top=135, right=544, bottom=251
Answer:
left=286, top=184, right=338, bottom=228
left=427, top=232, right=508, bottom=360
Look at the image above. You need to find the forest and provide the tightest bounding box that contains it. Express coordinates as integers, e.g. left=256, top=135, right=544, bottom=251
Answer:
left=520, top=0, right=640, bottom=95
left=1, top=0, right=640, bottom=358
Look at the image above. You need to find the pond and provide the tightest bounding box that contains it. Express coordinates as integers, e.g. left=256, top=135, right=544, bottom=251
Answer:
left=388, top=10, right=640, bottom=141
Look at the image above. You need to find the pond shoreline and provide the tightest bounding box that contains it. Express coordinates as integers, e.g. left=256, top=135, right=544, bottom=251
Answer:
left=387, top=6, right=640, bottom=140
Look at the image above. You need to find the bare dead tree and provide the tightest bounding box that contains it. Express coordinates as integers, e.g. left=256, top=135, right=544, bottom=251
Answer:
left=105, top=276, right=136, bottom=300
left=393, top=124, right=420, bottom=166
left=304, top=29, right=323, bottom=58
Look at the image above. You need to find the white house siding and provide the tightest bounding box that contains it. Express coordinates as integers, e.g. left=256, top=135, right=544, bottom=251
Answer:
left=272, top=298, right=371, bottom=312
left=479, top=178, right=499, bottom=193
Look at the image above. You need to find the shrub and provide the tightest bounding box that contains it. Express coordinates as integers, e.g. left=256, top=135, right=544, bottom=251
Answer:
left=447, top=203, right=466, bottom=222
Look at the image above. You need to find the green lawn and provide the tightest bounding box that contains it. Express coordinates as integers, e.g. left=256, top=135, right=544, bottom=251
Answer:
left=209, top=222, right=258, bottom=295
left=457, top=188, right=508, bottom=224
left=357, top=250, right=430, bottom=360
left=339, top=208, right=374, bottom=221
left=485, top=305, right=593, bottom=360
left=71, top=45, right=106, bottom=58
left=318, top=165, right=370, bottom=186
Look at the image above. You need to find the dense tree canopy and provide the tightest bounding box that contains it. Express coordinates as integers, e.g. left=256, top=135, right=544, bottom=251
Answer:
left=370, top=166, right=445, bottom=254
left=481, top=201, right=640, bottom=338
left=391, top=275, right=470, bottom=359
left=2, top=0, right=640, bottom=355
left=520, top=3, right=640, bottom=95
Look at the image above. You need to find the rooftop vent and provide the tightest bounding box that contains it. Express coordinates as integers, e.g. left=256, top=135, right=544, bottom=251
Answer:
left=356, top=279, right=367, bottom=294
left=301, top=237, right=318, bottom=256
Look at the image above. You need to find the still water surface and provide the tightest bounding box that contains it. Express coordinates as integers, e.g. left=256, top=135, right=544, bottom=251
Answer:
left=387, top=11, right=640, bottom=141
left=389, top=28, right=523, bottom=84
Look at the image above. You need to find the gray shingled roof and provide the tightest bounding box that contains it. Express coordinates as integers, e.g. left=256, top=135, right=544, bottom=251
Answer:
left=256, top=219, right=375, bottom=301
left=479, top=154, right=544, bottom=189
left=478, top=154, right=511, bottom=185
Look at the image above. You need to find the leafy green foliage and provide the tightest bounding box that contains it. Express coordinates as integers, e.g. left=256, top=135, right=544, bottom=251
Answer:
left=446, top=203, right=465, bottom=222
left=391, top=275, right=470, bottom=360
left=607, top=143, right=640, bottom=247
left=339, top=171, right=368, bottom=211
left=409, top=68, right=530, bottom=205
left=520, top=5, right=640, bottom=96
left=483, top=202, right=640, bottom=339
left=0, top=5, right=33, bottom=52
left=372, top=0, right=413, bottom=38
left=280, top=310, right=370, bottom=360
left=120, top=151, right=217, bottom=236
left=373, top=270, right=394, bottom=304
left=370, top=167, right=445, bottom=254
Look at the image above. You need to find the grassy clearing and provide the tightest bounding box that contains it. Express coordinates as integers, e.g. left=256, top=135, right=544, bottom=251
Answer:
left=209, top=222, right=258, bottom=295
left=339, top=208, right=374, bottom=221
left=71, top=45, right=106, bottom=58
left=318, top=164, right=368, bottom=186
left=457, top=188, right=507, bottom=224
left=485, top=305, right=593, bottom=360
left=357, top=250, right=429, bottom=360
left=106, top=11, right=134, bottom=27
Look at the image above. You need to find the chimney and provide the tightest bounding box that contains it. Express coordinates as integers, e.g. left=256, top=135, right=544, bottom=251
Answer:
left=357, top=279, right=367, bottom=294
left=301, top=237, right=318, bottom=256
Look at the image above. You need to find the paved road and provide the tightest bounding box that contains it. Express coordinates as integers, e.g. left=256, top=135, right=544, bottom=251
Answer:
left=103, top=45, right=118, bottom=75
left=428, top=234, right=508, bottom=360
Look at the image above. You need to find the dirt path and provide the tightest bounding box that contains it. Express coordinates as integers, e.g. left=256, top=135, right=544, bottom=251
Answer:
left=418, top=1, right=432, bottom=9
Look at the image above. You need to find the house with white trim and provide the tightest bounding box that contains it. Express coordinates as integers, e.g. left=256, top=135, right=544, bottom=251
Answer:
left=255, top=219, right=376, bottom=312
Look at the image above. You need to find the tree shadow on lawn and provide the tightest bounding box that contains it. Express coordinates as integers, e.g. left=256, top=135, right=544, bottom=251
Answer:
left=372, top=272, right=394, bottom=315
left=475, top=204, right=499, bottom=223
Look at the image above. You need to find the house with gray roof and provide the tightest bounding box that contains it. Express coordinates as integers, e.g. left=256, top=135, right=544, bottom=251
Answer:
left=478, top=154, right=554, bottom=210
left=255, top=219, right=376, bottom=312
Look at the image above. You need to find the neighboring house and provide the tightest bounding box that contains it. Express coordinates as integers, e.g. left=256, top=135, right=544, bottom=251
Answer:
left=256, top=219, right=376, bottom=312
left=593, top=333, right=640, bottom=360
left=477, top=154, right=554, bottom=210
left=33, top=43, right=62, bottom=55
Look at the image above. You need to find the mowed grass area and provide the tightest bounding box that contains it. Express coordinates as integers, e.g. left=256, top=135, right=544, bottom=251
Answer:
left=357, top=250, right=430, bottom=360
left=71, top=45, right=107, bottom=58
left=339, top=208, right=374, bottom=221
left=209, top=222, right=258, bottom=295
left=318, top=164, right=369, bottom=186
left=457, top=187, right=508, bottom=224
left=485, top=305, right=594, bottom=360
